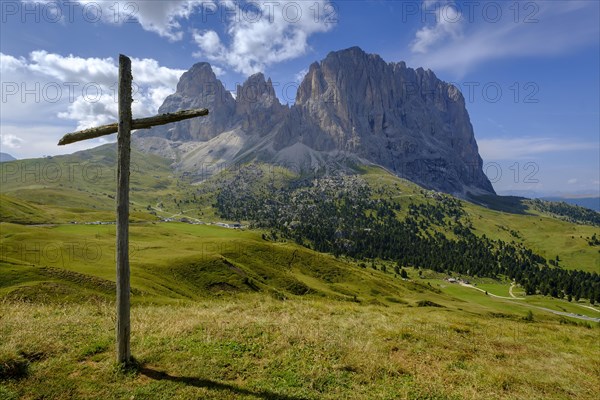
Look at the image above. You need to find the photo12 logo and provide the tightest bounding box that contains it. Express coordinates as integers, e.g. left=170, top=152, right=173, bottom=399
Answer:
left=0, top=160, right=141, bottom=184
left=453, top=81, right=540, bottom=104
left=0, top=241, right=103, bottom=265
left=399, top=81, right=540, bottom=105
left=1, top=80, right=140, bottom=105
left=401, top=1, right=540, bottom=24
left=484, top=162, right=540, bottom=185
left=198, top=1, right=339, bottom=24
left=1, top=1, right=139, bottom=24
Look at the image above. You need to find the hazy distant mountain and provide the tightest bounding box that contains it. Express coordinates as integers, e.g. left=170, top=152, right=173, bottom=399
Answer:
left=541, top=197, right=600, bottom=212
left=135, top=47, right=494, bottom=197
left=0, top=152, right=16, bottom=162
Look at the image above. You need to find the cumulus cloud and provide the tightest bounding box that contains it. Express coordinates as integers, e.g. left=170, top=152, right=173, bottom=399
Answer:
left=15, top=1, right=337, bottom=75
left=410, top=0, right=599, bottom=75
left=113, top=0, right=208, bottom=40
left=478, top=137, right=599, bottom=161
left=410, top=1, right=463, bottom=54
left=0, top=134, right=24, bottom=149
left=0, top=51, right=185, bottom=156
left=21, top=0, right=210, bottom=40
left=193, top=0, right=337, bottom=75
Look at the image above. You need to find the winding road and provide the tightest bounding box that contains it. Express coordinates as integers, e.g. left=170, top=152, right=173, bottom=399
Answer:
left=509, top=283, right=519, bottom=298
left=458, top=282, right=600, bottom=322
left=459, top=282, right=523, bottom=300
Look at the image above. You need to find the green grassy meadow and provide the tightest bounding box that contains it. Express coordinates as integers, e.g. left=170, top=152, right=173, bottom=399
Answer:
left=362, top=166, right=600, bottom=273
left=1, top=295, right=599, bottom=400
left=1, top=220, right=599, bottom=399
left=1, top=150, right=600, bottom=399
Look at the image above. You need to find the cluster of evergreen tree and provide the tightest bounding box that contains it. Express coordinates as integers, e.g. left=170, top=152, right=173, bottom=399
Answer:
left=588, top=233, right=600, bottom=247
left=215, top=170, right=600, bottom=303
left=528, top=199, right=600, bottom=226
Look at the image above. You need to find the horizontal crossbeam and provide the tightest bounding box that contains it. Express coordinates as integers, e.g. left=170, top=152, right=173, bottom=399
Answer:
left=58, top=108, right=209, bottom=145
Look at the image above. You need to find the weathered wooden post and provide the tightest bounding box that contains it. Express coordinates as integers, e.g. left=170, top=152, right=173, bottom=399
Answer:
left=116, top=54, right=133, bottom=364
left=56, top=54, right=209, bottom=366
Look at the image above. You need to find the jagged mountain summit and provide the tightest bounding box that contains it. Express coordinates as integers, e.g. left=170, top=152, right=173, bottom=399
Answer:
left=134, top=47, right=495, bottom=197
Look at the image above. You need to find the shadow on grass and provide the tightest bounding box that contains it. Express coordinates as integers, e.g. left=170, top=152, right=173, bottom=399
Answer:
left=467, top=194, right=530, bottom=215
left=139, top=367, right=311, bottom=400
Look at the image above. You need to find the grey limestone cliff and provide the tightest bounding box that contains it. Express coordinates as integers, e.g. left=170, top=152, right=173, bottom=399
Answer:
left=135, top=47, right=495, bottom=196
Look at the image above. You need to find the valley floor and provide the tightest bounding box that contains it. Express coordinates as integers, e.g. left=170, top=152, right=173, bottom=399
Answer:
left=1, top=295, right=599, bottom=400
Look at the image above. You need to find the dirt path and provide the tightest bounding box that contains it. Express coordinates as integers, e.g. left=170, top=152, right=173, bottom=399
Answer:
left=528, top=305, right=600, bottom=322
left=458, top=282, right=600, bottom=322
left=578, top=304, right=600, bottom=313
left=458, top=282, right=524, bottom=300
left=509, top=283, right=522, bottom=299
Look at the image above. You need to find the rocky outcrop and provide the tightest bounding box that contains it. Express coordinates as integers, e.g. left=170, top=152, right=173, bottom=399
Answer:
left=234, top=73, right=287, bottom=135
left=273, top=47, right=494, bottom=195
left=136, top=47, right=495, bottom=196
left=142, top=62, right=236, bottom=141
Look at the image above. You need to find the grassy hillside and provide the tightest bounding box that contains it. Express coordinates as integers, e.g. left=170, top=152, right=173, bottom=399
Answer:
left=0, top=221, right=431, bottom=304
left=464, top=201, right=599, bottom=273
left=2, top=148, right=600, bottom=399
left=0, top=194, right=156, bottom=225
left=362, top=167, right=599, bottom=273
left=2, top=148, right=598, bottom=272
left=2, top=219, right=597, bottom=317
left=1, top=153, right=598, bottom=298
left=1, top=295, right=598, bottom=400
left=0, top=145, right=193, bottom=222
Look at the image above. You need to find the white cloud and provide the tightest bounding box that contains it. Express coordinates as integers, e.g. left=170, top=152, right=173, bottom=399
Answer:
left=294, top=68, right=308, bottom=83
left=194, top=30, right=224, bottom=54
left=1, top=51, right=185, bottom=129
left=1, top=51, right=185, bottom=156
left=410, top=1, right=463, bottom=54
left=193, top=0, right=336, bottom=75
left=115, top=0, right=208, bottom=40
left=0, top=124, right=111, bottom=159
left=478, top=137, right=599, bottom=161
left=22, top=0, right=210, bottom=41
left=0, top=134, right=24, bottom=149
left=567, top=178, right=578, bottom=184
left=410, top=0, right=599, bottom=75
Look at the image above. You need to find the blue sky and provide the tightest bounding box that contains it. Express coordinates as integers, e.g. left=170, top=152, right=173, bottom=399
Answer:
left=0, top=0, right=598, bottom=196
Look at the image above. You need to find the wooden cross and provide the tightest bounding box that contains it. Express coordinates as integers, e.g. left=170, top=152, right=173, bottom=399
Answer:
left=58, top=54, right=209, bottom=365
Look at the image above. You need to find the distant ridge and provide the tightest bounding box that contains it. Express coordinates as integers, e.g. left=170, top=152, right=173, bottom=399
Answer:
left=541, top=197, right=600, bottom=212
left=0, top=152, right=16, bottom=162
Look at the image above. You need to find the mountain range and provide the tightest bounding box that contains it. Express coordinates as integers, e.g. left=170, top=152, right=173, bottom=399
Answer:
left=135, top=47, right=494, bottom=197
left=0, top=152, right=16, bottom=162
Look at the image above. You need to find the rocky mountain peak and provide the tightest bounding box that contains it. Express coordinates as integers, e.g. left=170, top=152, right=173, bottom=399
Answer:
left=137, top=47, right=495, bottom=196
left=175, top=62, right=219, bottom=97
left=235, top=73, right=287, bottom=135
left=147, top=63, right=236, bottom=141
left=236, top=73, right=279, bottom=110
left=277, top=47, right=494, bottom=195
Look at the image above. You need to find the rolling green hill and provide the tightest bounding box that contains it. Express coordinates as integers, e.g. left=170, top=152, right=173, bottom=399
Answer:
left=1, top=146, right=599, bottom=399
left=1, top=147, right=598, bottom=291
left=364, top=167, right=600, bottom=274
left=1, top=221, right=433, bottom=304
left=0, top=144, right=187, bottom=222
